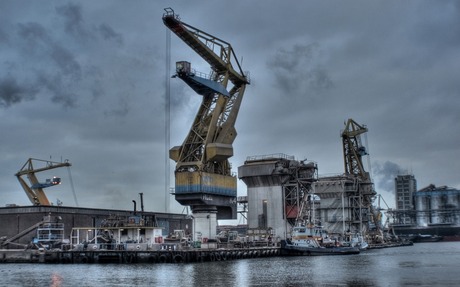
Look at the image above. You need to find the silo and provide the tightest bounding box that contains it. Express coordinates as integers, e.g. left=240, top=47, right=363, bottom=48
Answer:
left=430, top=191, right=441, bottom=224
left=415, top=192, right=428, bottom=226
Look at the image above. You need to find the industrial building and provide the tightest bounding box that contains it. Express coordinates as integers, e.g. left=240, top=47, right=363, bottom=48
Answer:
left=0, top=205, right=191, bottom=249
left=395, top=174, right=417, bottom=224
left=415, top=185, right=460, bottom=226
left=313, top=174, right=376, bottom=236
left=238, top=154, right=317, bottom=240
left=389, top=183, right=460, bottom=238
left=237, top=119, right=390, bottom=245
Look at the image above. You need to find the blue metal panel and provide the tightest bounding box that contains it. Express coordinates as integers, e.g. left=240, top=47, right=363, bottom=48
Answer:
left=175, top=184, right=236, bottom=196
left=178, top=73, right=230, bottom=97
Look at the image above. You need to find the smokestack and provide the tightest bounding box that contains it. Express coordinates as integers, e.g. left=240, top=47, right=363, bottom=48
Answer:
left=132, top=200, right=137, bottom=215
left=139, top=193, right=144, bottom=213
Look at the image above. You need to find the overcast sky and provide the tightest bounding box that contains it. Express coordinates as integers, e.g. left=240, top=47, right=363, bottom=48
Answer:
left=1, top=1, right=459, bottom=216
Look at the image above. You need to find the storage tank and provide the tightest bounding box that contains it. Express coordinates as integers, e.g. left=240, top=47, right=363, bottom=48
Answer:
left=415, top=193, right=428, bottom=226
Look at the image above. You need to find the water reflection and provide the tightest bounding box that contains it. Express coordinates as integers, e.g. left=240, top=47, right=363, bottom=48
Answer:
left=0, top=242, right=459, bottom=287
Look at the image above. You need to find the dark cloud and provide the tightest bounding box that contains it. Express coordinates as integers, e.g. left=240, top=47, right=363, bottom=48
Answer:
left=35, top=73, right=76, bottom=108
left=1, top=1, right=459, bottom=213
left=50, top=44, right=82, bottom=78
left=17, top=21, right=81, bottom=77
left=0, top=27, right=8, bottom=43
left=267, top=42, right=334, bottom=94
left=17, top=22, right=50, bottom=43
left=3, top=3, right=131, bottom=110
left=0, top=76, right=38, bottom=108
left=97, top=23, right=123, bottom=46
left=55, top=3, right=85, bottom=36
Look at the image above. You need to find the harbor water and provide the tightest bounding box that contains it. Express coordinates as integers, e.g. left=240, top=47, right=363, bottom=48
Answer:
left=1, top=242, right=459, bottom=287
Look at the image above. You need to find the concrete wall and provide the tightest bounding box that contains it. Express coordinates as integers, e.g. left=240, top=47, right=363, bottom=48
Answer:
left=247, top=186, right=287, bottom=239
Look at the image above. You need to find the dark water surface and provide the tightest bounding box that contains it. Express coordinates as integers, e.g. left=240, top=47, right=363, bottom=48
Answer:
left=1, top=242, right=459, bottom=287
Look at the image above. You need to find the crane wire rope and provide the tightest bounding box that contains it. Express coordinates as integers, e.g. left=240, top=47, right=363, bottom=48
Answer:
left=364, top=132, right=373, bottom=181
left=164, top=26, right=171, bottom=213
left=66, top=166, right=79, bottom=207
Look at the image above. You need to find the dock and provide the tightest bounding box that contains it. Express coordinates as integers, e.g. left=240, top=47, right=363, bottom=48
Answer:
left=0, top=246, right=281, bottom=264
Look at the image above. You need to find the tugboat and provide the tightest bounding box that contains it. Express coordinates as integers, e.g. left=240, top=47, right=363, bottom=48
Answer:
left=280, top=226, right=360, bottom=256
left=341, top=232, right=369, bottom=250
left=413, top=234, right=444, bottom=243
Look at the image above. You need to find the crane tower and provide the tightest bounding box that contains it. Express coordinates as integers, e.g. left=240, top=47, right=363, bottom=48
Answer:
left=163, top=8, right=249, bottom=240
left=341, top=119, right=381, bottom=238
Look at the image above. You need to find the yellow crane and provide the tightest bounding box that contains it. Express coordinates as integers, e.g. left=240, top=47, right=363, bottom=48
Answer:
left=163, top=8, right=249, bottom=239
left=15, top=158, right=72, bottom=205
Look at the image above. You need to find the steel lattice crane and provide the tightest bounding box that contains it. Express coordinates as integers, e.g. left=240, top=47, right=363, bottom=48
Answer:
left=15, top=158, right=72, bottom=205
left=341, top=119, right=385, bottom=242
left=163, top=8, right=249, bottom=240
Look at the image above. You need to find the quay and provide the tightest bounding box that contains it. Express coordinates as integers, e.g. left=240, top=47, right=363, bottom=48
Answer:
left=0, top=246, right=281, bottom=264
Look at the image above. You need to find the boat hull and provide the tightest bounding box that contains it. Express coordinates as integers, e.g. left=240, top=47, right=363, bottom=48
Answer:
left=280, top=240, right=360, bottom=256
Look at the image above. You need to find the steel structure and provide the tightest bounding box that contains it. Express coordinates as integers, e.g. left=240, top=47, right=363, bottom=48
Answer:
left=283, top=160, right=318, bottom=228
left=342, top=119, right=369, bottom=181
left=163, top=8, right=249, bottom=239
left=341, top=119, right=381, bottom=238
left=15, top=158, right=72, bottom=205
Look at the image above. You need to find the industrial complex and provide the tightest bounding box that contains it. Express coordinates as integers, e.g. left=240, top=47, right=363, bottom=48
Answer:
left=388, top=179, right=460, bottom=239
left=1, top=8, right=457, bottom=264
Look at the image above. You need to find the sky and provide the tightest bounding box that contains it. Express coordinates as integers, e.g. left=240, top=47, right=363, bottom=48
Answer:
left=1, top=1, right=459, bottom=217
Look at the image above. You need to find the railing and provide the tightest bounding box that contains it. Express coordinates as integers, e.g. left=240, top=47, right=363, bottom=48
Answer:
left=246, top=153, right=295, bottom=161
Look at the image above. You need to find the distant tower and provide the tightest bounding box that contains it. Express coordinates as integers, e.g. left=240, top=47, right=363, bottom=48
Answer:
left=395, top=174, right=417, bottom=224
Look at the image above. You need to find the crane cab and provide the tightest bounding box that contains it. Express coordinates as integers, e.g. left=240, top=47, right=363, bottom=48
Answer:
left=176, top=61, right=191, bottom=75
left=31, top=177, right=62, bottom=189
left=50, top=177, right=62, bottom=185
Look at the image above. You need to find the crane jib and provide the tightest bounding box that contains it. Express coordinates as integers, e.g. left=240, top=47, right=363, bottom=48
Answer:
left=162, top=13, right=248, bottom=87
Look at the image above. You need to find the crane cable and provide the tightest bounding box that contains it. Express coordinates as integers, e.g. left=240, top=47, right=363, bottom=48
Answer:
left=364, top=132, right=373, bottom=181
left=66, top=166, right=79, bottom=207
left=164, top=26, right=171, bottom=213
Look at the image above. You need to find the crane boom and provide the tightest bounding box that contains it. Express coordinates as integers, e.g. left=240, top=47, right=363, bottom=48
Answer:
left=342, top=119, right=369, bottom=180
left=163, top=8, right=248, bottom=87
left=163, top=8, right=249, bottom=225
left=15, top=158, right=71, bottom=205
